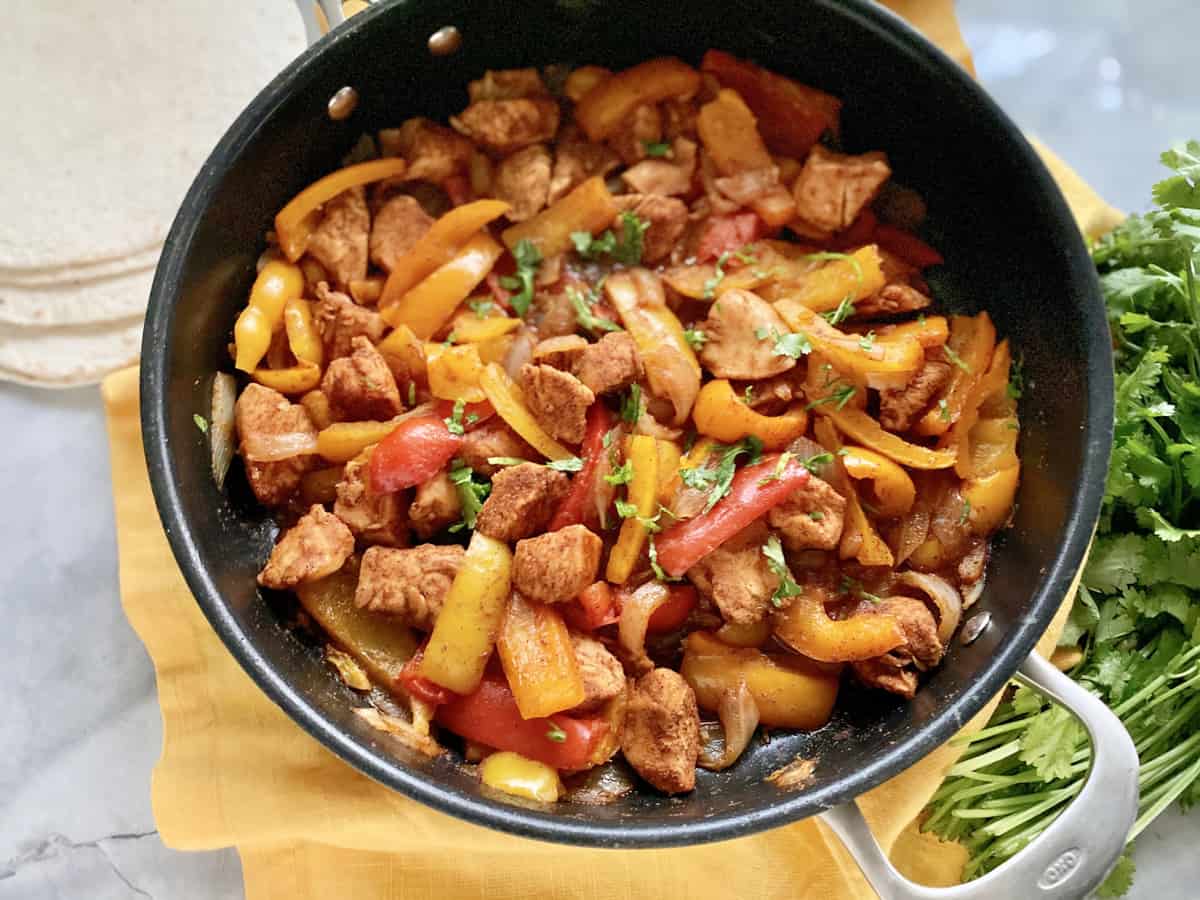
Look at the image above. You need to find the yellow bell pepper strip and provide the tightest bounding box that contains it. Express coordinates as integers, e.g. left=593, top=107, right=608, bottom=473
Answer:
left=497, top=592, right=586, bottom=719
left=763, top=245, right=886, bottom=314
left=476, top=334, right=515, bottom=366
left=349, top=276, right=385, bottom=305
left=963, top=465, right=1020, bottom=535
left=480, top=751, right=562, bottom=802
left=605, top=268, right=701, bottom=425
left=478, top=363, right=574, bottom=461
left=449, top=312, right=522, bottom=343
left=381, top=232, right=504, bottom=336
left=501, top=176, right=618, bottom=259
left=233, top=260, right=306, bottom=372
left=820, top=405, right=957, bottom=470
left=692, top=379, right=808, bottom=450
left=715, top=618, right=771, bottom=648
left=840, top=445, right=917, bottom=517
left=316, top=417, right=407, bottom=463
left=913, top=312, right=997, bottom=437
left=251, top=362, right=322, bottom=395
left=606, top=435, right=660, bottom=584
left=859, top=314, right=949, bottom=350
left=773, top=589, right=905, bottom=662
left=680, top=632, right=839, bottom=730
left=951, top=339, right=1018, bottom=478
left=574, top=57, right=701, bottom=141
left=425, top=342, right=487, bottom=403
left=376, top=323, right=427, bottom=390
left=420, top=530, right=513, bottom=695
left=564, top=65, right=613, bottom=103
left=662, top=251, right=782, bottom=300
left=814, top=417, right=894, bottom=567
left=777, top=301, right=923, bottom=381
left=655, top=439, right=682, bottom=508
left=274, top=158, right=408, bottom=261
left=283, top=297, right=323, bottom=367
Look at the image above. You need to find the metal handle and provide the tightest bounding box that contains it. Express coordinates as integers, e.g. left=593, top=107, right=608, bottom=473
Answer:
left=821, top=652, right=1138, bottom=899
left=294, top=0, right=348, bottom=46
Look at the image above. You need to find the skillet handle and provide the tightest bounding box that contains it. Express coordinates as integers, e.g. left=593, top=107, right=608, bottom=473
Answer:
left=294, top=0, right=348, bottom=46
left=820, top=652, right=1138, bottom=900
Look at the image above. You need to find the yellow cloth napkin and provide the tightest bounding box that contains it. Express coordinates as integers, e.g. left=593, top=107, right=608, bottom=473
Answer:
left=101, top=3, right=1124, bottom=896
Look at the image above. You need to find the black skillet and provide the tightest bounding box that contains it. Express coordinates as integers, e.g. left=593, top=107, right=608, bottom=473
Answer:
left=140, top=1, right=1136, bottom=896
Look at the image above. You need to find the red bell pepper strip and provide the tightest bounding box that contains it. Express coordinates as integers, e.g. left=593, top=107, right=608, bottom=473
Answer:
left=874, top=223, right=944, bottom=269
left=566, top=581, right=621, bottom=632
left=646, top=584, right=698, bottom=632
left=436, top=670, right=609, bottom=770
left=831, top=208, right=878, bottom=250
left=548, top=403, right=615, bottom=531
left=442, top=174, right=473, bottom=207
left=369, top=415, right=463, bottom=493
left=399, top=646, right=456, bottom=706
left=433, top=399, right=496, bottom=430
left=654, top=454, right=811, bottom=577
left=694, top=211, right=770, bottom=263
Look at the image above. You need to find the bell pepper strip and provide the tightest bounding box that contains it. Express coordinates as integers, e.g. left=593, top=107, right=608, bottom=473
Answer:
left=367, top=415, right=462, bottom=490
left=840, top=445, right=917, bottom=517
left=693, top=211, right=770, bottom=263
left=449, top=312, right=522, bottom=343
left=574, top=57, right=701, bottom=141
left=859, top=314, right=950, bottom=350
left=605, top=435, right=660, bottom=584
left=566, top=581, right=621, bottom=632
left=605, top=269, right=701, bottom=425
left=435, top=669, right=609, bottom=770
left=874, top=222, right=944, bottom=269
left=662, top=245, right=783, bottom=299
left=655, top=440, right=683, bottom=507
left=480, top=751, right=563, bottom=803
left=316, top=419, right=400, bottom=463
left=701, top=50, right=841, bottom=158
left=251, top=362, right=322, bottom=395
left=692, top=379, right=808, bottom=450
left=681, top=632, right=839, bottom=730
left=380, top=232, right=504, bottom=336
left=349, top=276, right=385, bottom=305
left=549, top=403, right=615, bottom=530
left=420, top=531, right=513, bottom=695
left=773, top=590, right=905, bottom=663
left=478, top=363, right=574, bottom=461
left=274, top=158, right=408, bottom=262
left=497, top=592, right=586, bottom=719
left=501, top=175, right=618, bottom=259
left=646, top=584, right=698, bottom=632
left=913, top=312, right=997, bottom=437
left=820, top=405, right=956, bottom=470
left=425, top=342, right=487, bottom=403
left=963, top=464, right=1020, bottom=536
left=564, top=65, right=612, bottom=103
left=234, top=260, right=306, bottom=372
left=950, top=339, right=1018, bottom=477
left=778, top=301, right=923, bottom=382
left=763, top=244, right=887, bottom=315
left=399, top=645, right=456, bottom=706
left=715, top=618, right=771, bottom=648
left=654, top=454, right=810, bottom=577
left=378, top=199, right=510, bottom=309
left=376, top=324, right=427, bottom=385
left=814, top=417, right=894, bottom=567
left=282, top=297, right=323, bottom=367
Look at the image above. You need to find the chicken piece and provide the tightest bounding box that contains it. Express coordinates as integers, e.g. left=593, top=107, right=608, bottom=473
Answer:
left=737, top=369, right=802, bottom=415
left=409, top=471, right=462, bottom=539
left=235, top=383, right=316, bottom=507
left=334, top=454, right=409, bottom=547
left=855, top=283, right=934, bottom=319
left=459, top=420, right=537, bottom=476
left=608, top=103, right=663, bottom=166
left=766, top=475, right=847, bottom=552
left=879, top=358, right=952, bottom=433
left=548, top=138, right=621, bottom=205
left=306, top=186, right=369, bottom=289
left=491, top=145, right=552, bottom=222
left=512, top=524, right=603, bottom=605
left=851, top=597, right=944, bottom=699
left=571, top=632, right=626, bottom=712
left=451, top=98, right=561, bottom=155
left=519, top=363, right=595, bottom=445
left=532, top=334, right=588, bottom=371
left=611, top=194, right=688, bottom=265
left=570, top=332, right=641, bottom=397
left=792, top=145, right=892, bottom=236
left=686, top=521, right=780, bottom=626
left=258, top=505, right=354, bottom=589
left=661, top=99, right=698, bottom=141
left=354, top=544, right=465, bottom=631
left=321, top=335, right=403, bottom=422
left=369, top=194, right=433, bottom=272
left=621, top=137, right=698, bottom=197
left=468, top=68, right=548, bottom=102
left=621, top=668, right=701, bottom=794
left=698, top=288, right=796, bottom=380
left=474, top=462, right=569, bottom=542
left=313, top=283, right=387, bottom=361
left=527, top=288, right=578, bottom=338
left=379, top=117, right=474, bottom=183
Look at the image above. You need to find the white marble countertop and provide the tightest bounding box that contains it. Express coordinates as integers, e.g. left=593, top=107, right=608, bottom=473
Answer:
left=3, top=2, right=1198, bottom=897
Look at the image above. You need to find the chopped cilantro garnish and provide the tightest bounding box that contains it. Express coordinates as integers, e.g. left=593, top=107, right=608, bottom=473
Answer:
left=614, top=498, right=639, bottom=519
left=444, top=398, right=467, bottom=435
left=808, top=510, right=825, bottom=521
left=571, top=211, right=648, bottom=266
left=193, top=414, right=208, bottom=434
left=499, top=238, right=541, bottom=317
left=467, top=298, right=494, bottom=319
left=683, top=328, right=708, bottom=350
left=758, top=452, right=793, bottom=485
left=942, top=343, right=971, bottom=373
left=604, top=460, right=633, bottom=485
left=643, top=141, right=671, bottom=157
left=858, top=330, right=876, bottom=351
left=545, top=723, right=567, bottom=743
left=447, top=460, right=491, bottom=532
left=756, top=326, right=812, bottom=360
left=938, top=397, right=951, bottom=422
left=567, top=285, right=623, bottom=335
left=407, top=381, right=417, bottom=407
left=761, top=535, right=804, bottom=607
left=679, top=437, right=764, bottom=513
left=959, top=498, right=972, bottom=525
left=805, top=383, right=857, bottom=411
left=743, top=384, right=755, bottom=406
left=801, top=452, right=834, bottom=473
left=822, top=296, right=857, bottom=326
left=620, top=384, right=643, bottom=424
left=839, top=574, right=883, bottom=604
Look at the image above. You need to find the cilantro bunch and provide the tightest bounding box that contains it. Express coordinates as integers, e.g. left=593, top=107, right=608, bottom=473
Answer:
left=923, top=144, right=1200, bottom=897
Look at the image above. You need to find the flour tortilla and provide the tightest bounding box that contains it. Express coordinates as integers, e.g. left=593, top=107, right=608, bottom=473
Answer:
left=0, top=265, right=156, bottom=327
left=0, top=317, right=144, bottom=387
left=0, top=246, right=160, bottom=288
left=0, top=1, right=304, bottom=269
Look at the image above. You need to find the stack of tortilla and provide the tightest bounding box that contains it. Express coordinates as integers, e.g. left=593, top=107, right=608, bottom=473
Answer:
left=1, top=1, right=305, bottom=387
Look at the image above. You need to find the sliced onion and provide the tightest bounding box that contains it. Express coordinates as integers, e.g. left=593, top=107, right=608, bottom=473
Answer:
left=634, top=409, right=682, bottom=441
left=241, top=428, right=318, bottom=462
left=563, top=760, right=639, bottom=805
left=897, top=570, right=962, bottom=647
left=698, top=679, right=760, bottom=771
left=503, top=327, right=536, bottom=379
left=618, top=581, right=669, bottom=675
left=209, top=372, right=237, bottom=487
left=891, top=502, right=931, bottom=565
left=962, top=576, right=985, bottom=610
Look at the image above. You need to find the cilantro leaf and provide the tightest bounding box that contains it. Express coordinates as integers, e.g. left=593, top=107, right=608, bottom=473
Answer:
left=447, top=460, right=491, bottom=532
left=500, top=239, right=541, bottom=317
left=761, top=535, right=804, bottom=607
left=572, top=211, right=648, bottom=266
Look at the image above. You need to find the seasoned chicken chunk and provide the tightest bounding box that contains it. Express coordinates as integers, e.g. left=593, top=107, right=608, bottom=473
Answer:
left=370, top=194, right=433, bottom=272
left=879, top=358, right=952, bottom=433
left=492, top=145, right=552, bottom=222
left=608, top=103, right=663, bottom=166
left=621, top=668, right=701, bottom=794
left=468, top=68, right=547, bottom=102
left=548, top=138, right=620, bottom=205
left=451, top=98, right=560, bottom=155
left=354, top=544, right=465, bottom=632
left=459, top=420, right=537, bottom=476
left=380, top=117, right=474, bottom=183
left=571, top=632, right=626, bottom=712
left=766, top=475, right=847, bottom=552
left=307, top=186, right=369, bottom=288
left=527, top=288, right=578, bottom=339
left=409, top=471, right=462, bottom=539
left=475, top=463, right=569, bottom=542
left=851, top=597, right=944, bottom=699
left=621, top=137, right=698, bottom=197
left=321, top=336, right=403, bottom=421
left=313, top=283, right=387, bottom=361
left=334, top=453, right=408, bottom=547
left=698, top=288, right=796, bottom=380
left=520, top=363, right=595, bottom=445
left=792, top=145, right=891, bottom=236
left=611, top=193, right=688, bottom=264
left=572, top=331, right=643, bottom=396
left=258, top=505, right=354, bottom=589
left=855, top=283, right=933, bottom=319
left=235, top=383, right=316, bottom=507
left=687, top=521, right=780, bottom=626
left=532, top=334, right=588, bottom=371
left=512, top=525, right=603, bottom=605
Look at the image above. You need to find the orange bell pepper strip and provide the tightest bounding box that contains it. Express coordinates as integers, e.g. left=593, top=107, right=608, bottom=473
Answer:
left=501, top=176, right=618, bottom=259
left=274, top=158, right=408, bottom=262
left=963, top=464, right=1020, bottom=535
left=480, top=751, right=562, bottom=802
left=316, top=418, right=404, bottom=463
left=778, top=301, right=923, bottom=380
left=251, top=363, right=322, bottom=395
left=233, top=260, right=306, bottom=373
left=282, top=297, right=322, bottom=367
left=692, top=379, right=808, bottom=450
left=605, top=435, right=659, bottom=584
left=773, top=590, right=905, bottom=663
left=478, top=363, right=574, bottom=461
left=763, top=245, right=887, bottom=315
left=497, top=592, right=586, bottom=719
left=857, top=314, right=950, bottom=350
left=381, top=232, right=504, bottom=336
left=575, top=57, right=701, bottom=141
left=448, top=312, right=522, bottom=343
left=951, top=338, right=1016, bottom=478
left=564, top=65, right=612, bottom=103
left=820, top=405, right=956, bottom=470
left=913, top=312, right=997, bottom=437
left=839, top=445, right=917, bottom=517
left=813, top=417, right=894, bottom=567
left=379, top=199, right=510, bottom=310
left=375, top=323, right=427, bottom=387
left=425, top=342, right=487, bottom=403
left=655, top=439, right=683, bottom=507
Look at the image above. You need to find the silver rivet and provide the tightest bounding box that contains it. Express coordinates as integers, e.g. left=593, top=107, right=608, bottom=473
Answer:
left=960, top=611, right=991, bottom=646
left=428, top=26, right=462, bottom=56
left=327, top=86, right=359, bottom=121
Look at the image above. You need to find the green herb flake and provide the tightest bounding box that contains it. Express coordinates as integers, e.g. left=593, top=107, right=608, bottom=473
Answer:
left=467, top=298, right=494, bottom=319
left=942, top=343, right=971, bottom=373
left=572, top=212, right=648, bottom=266
left=407, top=381, right=417, bottom=407
left=858, top=330, right=876, bottom=352
left=643, top=141, right=671, bottom=157
left=758, top=451, right=793, bottom=486
left=822, top=295, right=857, bottom=326
left=679, top=437, right=763, bottom=514
left=614, top=498, right=639, bottom=519
left=604, top=460, right=634, bottom=485
left=500, top=238, right=542, bottom=318
left=938, top=398, right=951, bottom=422
left=444, top=398, right=467, bottom=436
left=447, top=460, right=491, bottom=532
left=761, top=535, right=804, bottom=607
left=808, top=510, right=825, bottom=521
left=193, top=414, right=208, bottom=434
left=547, top=456, right=584, bottom=472
left=545, top=723, right=567, bottom=743
left=620, top=384, right=643, bottom=424
left=683, top=328, right=708, bottom=350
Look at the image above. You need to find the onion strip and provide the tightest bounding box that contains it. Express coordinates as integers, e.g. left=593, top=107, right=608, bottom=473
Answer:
left=897, top=570, right=963, bottom=648
left=698, top=679, right=760, bottom=771
left=618, top=581, right=669, bottom=675
left=241, top=428, right=319, bottom=462
left=209, top=372, right=237, bottom=486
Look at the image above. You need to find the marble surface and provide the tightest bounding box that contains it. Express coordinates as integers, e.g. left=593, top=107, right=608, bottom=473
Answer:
left=4, top=2, right=1200, bottom=897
